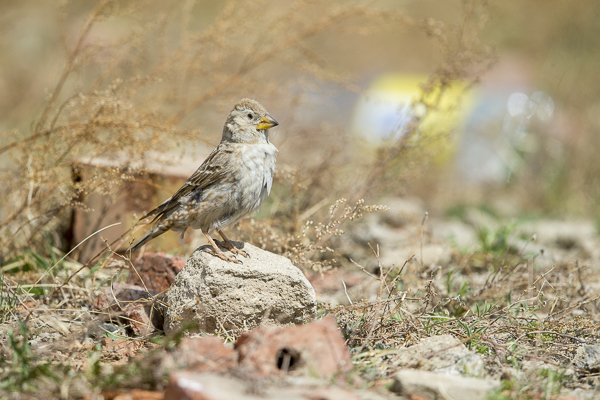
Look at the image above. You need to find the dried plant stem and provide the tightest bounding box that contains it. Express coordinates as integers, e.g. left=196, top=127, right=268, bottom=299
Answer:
left=36, top=0, right=113, bottom=134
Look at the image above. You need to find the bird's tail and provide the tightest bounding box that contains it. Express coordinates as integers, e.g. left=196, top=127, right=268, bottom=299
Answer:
left=127, top=225, right=169, bottom=254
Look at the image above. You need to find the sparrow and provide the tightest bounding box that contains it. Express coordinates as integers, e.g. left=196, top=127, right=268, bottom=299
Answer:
left=128, top=98, right=279, bottom=263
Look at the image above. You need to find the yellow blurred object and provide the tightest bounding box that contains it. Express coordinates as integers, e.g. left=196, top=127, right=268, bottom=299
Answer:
left=350, top=74, right=475, bottom=164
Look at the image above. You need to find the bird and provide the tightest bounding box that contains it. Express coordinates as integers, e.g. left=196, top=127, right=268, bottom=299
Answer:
left=128, top=98, right=279, bottom=263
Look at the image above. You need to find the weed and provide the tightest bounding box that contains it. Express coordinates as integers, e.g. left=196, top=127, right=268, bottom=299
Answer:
left=0, top=322, right=56, bottom=392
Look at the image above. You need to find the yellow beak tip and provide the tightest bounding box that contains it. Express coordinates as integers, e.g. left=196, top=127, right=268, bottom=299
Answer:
left=257, top=114, right=279, bottom=130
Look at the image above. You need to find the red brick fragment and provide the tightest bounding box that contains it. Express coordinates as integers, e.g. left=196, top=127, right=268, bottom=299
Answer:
left=101, top=337, right=144, bottom=358
left=128, top=252, right=185, bottom=292
left=169, top=336, right=237, bottom=373
left=235, top=316, right=351, bottom=378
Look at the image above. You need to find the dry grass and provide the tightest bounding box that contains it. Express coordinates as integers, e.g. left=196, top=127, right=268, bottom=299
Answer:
left=0, top=0, right=493, bottom=264
left=329, top=227, right=600, bottom=398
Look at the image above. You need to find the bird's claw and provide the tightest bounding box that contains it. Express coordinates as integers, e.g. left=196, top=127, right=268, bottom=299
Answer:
left=215, top=240, right=249, bottom=258
left=206, top=248, right=242, bottom=264
left=230, top=247, right=249, bottom=258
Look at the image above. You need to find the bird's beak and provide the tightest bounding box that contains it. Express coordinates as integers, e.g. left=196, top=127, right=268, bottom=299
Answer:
left=257, top=114, right=279, bottom=130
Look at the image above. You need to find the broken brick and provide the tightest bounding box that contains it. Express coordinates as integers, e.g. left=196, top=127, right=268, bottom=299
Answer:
left=235, top=316, right=351, bottom=378
left=165, top=336, right=237, bottom=373
left=128, top=252, right=185, bottom=292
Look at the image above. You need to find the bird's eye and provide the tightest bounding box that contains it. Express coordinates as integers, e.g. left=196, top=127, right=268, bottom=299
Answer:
left=247, top=113, right=254, bottom=120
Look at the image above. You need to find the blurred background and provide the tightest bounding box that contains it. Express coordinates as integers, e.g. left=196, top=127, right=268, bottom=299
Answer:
left=1, top=0, right=599, bottom=261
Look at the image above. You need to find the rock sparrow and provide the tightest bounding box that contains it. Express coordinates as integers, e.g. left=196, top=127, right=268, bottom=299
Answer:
left=129, top=98, right=279, bottom=262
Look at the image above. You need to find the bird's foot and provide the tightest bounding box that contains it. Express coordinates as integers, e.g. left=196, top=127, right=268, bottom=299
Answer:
left=205, top=247, right=242, bottom=264
left=215, top=239, right=249, bottom=258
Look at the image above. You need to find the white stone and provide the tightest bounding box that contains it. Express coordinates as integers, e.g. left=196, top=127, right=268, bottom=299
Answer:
left=573, top=345, right=600, bottom=371
left=388, top=334, right=485, bottom=377
left=391, top=369, right=499, bottom=400
left=163, top=243, right=317, bottom=334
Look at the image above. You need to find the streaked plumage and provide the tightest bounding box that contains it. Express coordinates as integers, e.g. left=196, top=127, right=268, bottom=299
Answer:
left=128, top=98, right=279, bottom=262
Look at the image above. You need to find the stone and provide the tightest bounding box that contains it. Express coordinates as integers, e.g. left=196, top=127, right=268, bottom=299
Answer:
left=94, top=283, right=157, bottom=311
left=432, top=219, right=478, bottom=250
left=388, top=334, right=485, bottom=377
left=164, top=371, right=387, bottom=400
left=125, top=304, right=154, bottom=336
left=164, top=371, right=248, bottom=400
left=516, top=220, right=596, bottom=250
left=573, top=345, right=600, bottom=372
left=127, top=252, right=186, bottom=292
left=94, top=283, right=163, bottom=334
left=390, top=369, right=499, bottom=400
left=378, top=196, right=426, bottom=228
left=235, top=316, right=352, bottom=378
left=381, top=244, right=454, bottom=270
left=163, top=336, right=237, bottom=373
left=351, top=216, right=415, bottom=251
left=163, top=243, right=316, bottom=335
left=101, top=337, right=145, bottom=359
left=521, top=360, right=576, bottom=379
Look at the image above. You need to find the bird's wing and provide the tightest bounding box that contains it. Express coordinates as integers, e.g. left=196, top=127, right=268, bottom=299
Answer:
left=141, top=144, right=235, bottom=222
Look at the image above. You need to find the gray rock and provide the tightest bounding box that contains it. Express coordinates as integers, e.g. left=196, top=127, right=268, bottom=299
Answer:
left=390, top=369, right=499, bottom=400
left=516, top=219, right=596, bottom=254
left=388, top=334, right=485, bottom=377
left=521, top=360, right=576, bottom=378
left=573, top=345, right=600, bottom=371
left=165, top=371, right=391, bottom=400
left=163, top=243, right=317, bottom=334
left=379, top=243, right=453, bottom=271
left=433, top=219, right=478, bottom=250
left=351, top=216, right=415, bottom=250
left=378, top=196, right=426, bottom=228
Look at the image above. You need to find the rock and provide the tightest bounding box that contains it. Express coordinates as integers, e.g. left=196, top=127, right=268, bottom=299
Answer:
left=126, top=304, right=157, bottom=336
left=164, top=371, right=388, bottom=400
left=390, top=369, right=499, bottom=400
left=94, top=283, right=163, bottom=335
left=163, top=243, right=316, bottom=334
left=516, top=220, right=596, bottom=250
left=432, top=219, right=478, bottom=250
left=101, top=337, right=145, bottom=359
left=381, top=244, right=454, bottom=270
left=127, top=252, right=186, bottom=292
left=388, top=335, right=485, bottom=377
left=164, top=371, right=250, bottom=400
left=163, top=336, right=237, bottom=373
left=573, top=345, right=600, bottom=372
left=235, top=316, right=352, bottom=378
left=513, top=220, right=599, bottom=266
left=378, top=196, right=426, bottom=228
left=94, top=283, right=157, bottom=310
left=163, top=317, right=352, bottom=379
left=521, top=360, right=576, bottom=378
left=351, top=216, right=415, bottom=250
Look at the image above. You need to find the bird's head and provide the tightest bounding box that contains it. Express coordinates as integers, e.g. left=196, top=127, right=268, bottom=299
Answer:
left=222, top=98, right=279, bottom=144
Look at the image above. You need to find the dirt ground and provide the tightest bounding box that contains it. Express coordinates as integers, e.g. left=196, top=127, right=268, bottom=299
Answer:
left=2, top=199, right=600, bottom=399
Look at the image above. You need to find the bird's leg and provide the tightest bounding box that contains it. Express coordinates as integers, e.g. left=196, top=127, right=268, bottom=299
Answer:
left=216, top=229, right=249, bottom=258
left=203, top=232, right=241, bottom=264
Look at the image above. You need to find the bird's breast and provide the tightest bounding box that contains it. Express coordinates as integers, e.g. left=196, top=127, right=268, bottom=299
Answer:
left=236, top=143, right=278, bottom=213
